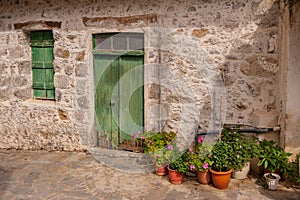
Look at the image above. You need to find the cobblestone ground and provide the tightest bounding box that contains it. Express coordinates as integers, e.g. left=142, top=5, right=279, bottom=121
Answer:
left=0, top=149, right=299, bottom=200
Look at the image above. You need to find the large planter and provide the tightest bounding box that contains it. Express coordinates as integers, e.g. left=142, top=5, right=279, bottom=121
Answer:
left=210, top=168, right=233, bottom=190
left=232, top=162, right=250, bottom=180
left=167, top=166, right=185, bottom=184
left=156, top=166, right=168, bottom=176
left=196, top=170, right=211, bottom=184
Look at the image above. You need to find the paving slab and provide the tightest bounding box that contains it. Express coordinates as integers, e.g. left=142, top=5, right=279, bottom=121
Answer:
left=0, top=149, right=299, bottom=200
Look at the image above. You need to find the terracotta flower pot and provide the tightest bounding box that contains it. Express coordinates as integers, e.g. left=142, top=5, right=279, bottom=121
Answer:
left=156, top=166, right=168, bottom=176
left=167, top=165, right=185, bottom=184
left=210, top=168, right=233, bottom=190
left=196, top=170, right=211, bottom=184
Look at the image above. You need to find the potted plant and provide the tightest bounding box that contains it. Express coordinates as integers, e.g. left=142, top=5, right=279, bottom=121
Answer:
left=258, top=139, right=293, bottom=178
left=188, top=137, right=213, bottom=184
left=221, top=129, right=261, bottom=179
left=165, top=144, right=190, bottom=184
left=143, top=130, right=176, bottom=176
left=210, top=139, right=234, bottom=189
left=263, top=173, right=281, bottom=190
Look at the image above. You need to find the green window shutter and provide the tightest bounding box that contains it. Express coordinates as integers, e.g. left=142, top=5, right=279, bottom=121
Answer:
left=31, top=31, right=55, bottom=99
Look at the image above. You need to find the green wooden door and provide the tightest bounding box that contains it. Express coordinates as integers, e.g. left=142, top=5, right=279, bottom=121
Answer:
left=94, top=54, right=144, bottom=147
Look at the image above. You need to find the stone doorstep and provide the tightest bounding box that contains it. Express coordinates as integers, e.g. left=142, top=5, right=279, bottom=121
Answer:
left=88, top=147, right=149, bottom=158
left=87, top=147, right=155, bottom=173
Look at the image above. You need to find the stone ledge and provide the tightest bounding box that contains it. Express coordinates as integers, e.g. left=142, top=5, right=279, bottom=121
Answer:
left=24, top=99, right=56, bottom=107
left=14, top=21, right=62, bottom=30
left=82, top=14, right=158, bottom=28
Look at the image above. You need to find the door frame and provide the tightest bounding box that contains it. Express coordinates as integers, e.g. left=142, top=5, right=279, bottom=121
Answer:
left=92, top=32, right=146, bottom=148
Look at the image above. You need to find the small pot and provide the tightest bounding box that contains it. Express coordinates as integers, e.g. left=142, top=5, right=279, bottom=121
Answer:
left=263, top=173, right=281, bottom=190
left=167, top=165, right=185, bottom=185
left=210, top=168, right=233, bottom=190
left=196, top=170, right=211, bottom=184
left=156, top=166, right=168, bottom=176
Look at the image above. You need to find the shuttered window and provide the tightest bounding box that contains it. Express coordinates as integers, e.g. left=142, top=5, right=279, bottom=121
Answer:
left=31, top=31, right=55, bottom=99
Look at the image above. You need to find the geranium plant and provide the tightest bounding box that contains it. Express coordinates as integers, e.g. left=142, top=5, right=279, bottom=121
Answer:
left=165, top=144, right=190, bottom=173
left=140, top=130, right=176, bottom=167
left=188, top=136, right=213, bottom=172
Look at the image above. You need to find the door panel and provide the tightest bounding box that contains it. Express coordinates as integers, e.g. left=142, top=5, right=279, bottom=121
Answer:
left=94, top=55, right=119, bottom=147
left=119, top=56, right=144, bottom=142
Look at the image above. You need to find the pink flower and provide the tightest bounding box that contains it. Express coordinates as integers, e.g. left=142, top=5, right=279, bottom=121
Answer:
left=190, top=165, right=195, bottom=171
left=189, top=147, right=193, bottom=153
left=197, top=136, right=204, bottom=143
left=136, top=131, right=141, bottom=135
left=152, top=127, right=156, bottom=131
left=140, top=136, right=145, bottom=140
left=202, top=162, right=209, bottom=169
left=132, top=134, right=137, bottom=139
left=156, top=154, right=160, bottom=157
left=167, top=144, right=173, bottom=150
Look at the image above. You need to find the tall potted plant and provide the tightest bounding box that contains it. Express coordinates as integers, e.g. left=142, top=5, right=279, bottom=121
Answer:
left=221, top=129, right=261, bottom=179
left=210, top=140, right=234, bottom=189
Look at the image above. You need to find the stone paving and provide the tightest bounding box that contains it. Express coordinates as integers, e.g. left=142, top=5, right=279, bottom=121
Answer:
left=0, top=149, right=299, bottom=200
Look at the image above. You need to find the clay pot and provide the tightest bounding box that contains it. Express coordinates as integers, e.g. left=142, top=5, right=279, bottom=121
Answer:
left=196, top=170, right=211, bottom=184
left=210, top=168, right=233, bottom=190
left=167, top=165, right=185, bottom=184
left=156, top=166, right=168, bottom=176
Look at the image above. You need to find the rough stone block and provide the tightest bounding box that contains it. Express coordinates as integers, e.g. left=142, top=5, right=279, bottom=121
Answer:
left=0, top=88, right=10, bottom=100
left=14, top=87, right=31, bottom=100
left=54, top=74, right=69, bottom=89
left=241, top=56, right=278, bottom=77
left=17, top=32, right=30, bottom=45
left=18, top=61, right=31, bottom=75
left=75, top=63, right=88, bottom=77
left=0, top=76, right=11, bottom=87
left=191, top=29, right=208, bottom=38
left=74, top=110, right=85, bottom=121
left=77, top=96, right=89, bottom=109
left=13, top=76, right=28, bottom=87
left=64, top=64, right=74, bottom=75
left=76, top=79, right=87, bottom=95
left=75, top=51, right=85, bottom=61
left=9, top=46, right=23, bottom=59
left=55, top=48, right=70, bottom=59
left=250, top=110, right=278, bottom=127
left=0, top=49, right=8, bottom=57
left=58, top=109, right=68, bottom=120
left=149, top=84, right=159, bottom=99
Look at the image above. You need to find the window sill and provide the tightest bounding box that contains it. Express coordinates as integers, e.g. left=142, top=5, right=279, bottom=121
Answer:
left=25, top=99, right=56, bottom=107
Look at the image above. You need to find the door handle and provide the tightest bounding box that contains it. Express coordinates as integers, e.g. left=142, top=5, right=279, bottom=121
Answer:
left=109, top=102, right=115, bottom=106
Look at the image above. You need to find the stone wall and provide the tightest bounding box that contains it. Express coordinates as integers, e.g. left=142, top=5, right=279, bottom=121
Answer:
left=0, top=0, right=281, bottom=150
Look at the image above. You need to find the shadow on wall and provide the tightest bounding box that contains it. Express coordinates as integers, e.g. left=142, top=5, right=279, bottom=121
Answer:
left=219, top=1, right=280, bottom=127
